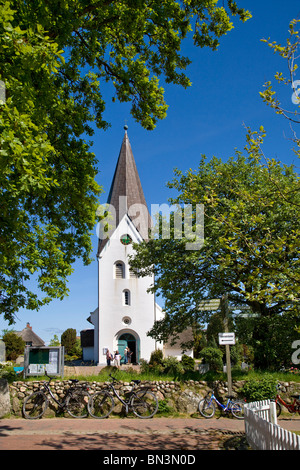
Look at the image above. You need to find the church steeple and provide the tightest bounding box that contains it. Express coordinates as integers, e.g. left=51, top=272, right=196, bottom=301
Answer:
left=97, top=127, right=151, bottom=255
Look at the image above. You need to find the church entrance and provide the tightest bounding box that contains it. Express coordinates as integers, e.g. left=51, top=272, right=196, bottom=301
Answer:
left=118, top=333, right=137, bottom=364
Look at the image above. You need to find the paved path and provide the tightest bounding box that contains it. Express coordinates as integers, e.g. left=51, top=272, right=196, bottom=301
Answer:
left=0, top=416, right=299, bottom=451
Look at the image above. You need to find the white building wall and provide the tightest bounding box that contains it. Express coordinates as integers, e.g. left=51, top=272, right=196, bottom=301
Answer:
left=96, top=215, right=162, bottom=365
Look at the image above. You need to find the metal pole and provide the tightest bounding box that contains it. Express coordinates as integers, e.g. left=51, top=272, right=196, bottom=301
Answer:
left=221, top=294, right=233, bottom=396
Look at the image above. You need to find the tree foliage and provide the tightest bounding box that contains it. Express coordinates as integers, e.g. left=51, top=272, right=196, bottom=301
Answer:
left=61, top=328, right=77, bottom=356
left=130, top=128, right=300, bottom=359
left=0, top=1, right=250, bottom=323
left=2, top=331, right=25, bottom=361
left=260, top=19, right=300, bottom=126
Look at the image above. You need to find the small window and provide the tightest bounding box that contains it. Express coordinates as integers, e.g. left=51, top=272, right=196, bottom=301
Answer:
left=115, top=262, right=125, bottom=279
left=123, top=289, right=131, bottom=306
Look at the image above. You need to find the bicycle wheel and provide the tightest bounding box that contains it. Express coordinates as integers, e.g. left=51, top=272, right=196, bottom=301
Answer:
left=88, top=391, right=114, bottom=418
left=131, top=390, right=158, bottom=418
left=23, top=391, right=48, bottom=419
left=230, top=400, right=245, bottom=419
left=66, top=391, right=90, bottom=418
left=198, top=398, right=215, bottom=418
left=276, top=401, right=282, bottom=417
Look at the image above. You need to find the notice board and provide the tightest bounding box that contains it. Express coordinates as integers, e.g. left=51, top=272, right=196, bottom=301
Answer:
left=24, top=346, right=64, bottom=377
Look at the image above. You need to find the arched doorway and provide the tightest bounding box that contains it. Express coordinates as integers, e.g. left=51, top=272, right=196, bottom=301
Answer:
left=118, top=333, right=137, bottom=364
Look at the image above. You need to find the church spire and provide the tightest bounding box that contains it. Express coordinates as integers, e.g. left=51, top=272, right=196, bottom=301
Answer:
left=97, top=127, right=151, bottom=255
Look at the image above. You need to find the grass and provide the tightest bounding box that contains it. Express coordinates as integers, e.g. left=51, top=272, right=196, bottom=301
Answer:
left=61, top=366, right=300, bottom=385
left=2, top=363, right=300, bottom=384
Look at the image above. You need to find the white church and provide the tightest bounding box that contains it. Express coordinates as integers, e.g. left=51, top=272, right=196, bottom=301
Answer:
left=81, top=127, right=193, bottom=365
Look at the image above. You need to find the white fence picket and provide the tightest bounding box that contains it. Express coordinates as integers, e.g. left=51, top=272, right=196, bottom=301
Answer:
left=244, top=399, right=300, bottom=450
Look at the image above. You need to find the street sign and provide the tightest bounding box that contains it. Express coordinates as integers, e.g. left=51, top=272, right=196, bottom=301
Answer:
left=218, top=332, right=235, bottom=345
left=198, top=299, right=221, bottom=311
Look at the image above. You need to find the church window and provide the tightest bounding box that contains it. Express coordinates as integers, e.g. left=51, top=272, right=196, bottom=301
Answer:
left=123, top=289, right=131, bottom=306
left=115, top=261, right=125, bottom=279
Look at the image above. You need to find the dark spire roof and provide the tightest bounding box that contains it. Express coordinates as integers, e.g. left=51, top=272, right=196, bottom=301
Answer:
left=97, top=128, right=151, bottom=256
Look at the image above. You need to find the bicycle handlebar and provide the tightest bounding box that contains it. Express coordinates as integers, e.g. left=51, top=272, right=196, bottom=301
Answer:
left=109, top=373, right=119, bottom=383
left=44, top=371, right=53, bottom=380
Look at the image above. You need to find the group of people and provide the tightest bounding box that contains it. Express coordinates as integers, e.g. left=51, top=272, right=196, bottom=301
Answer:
left=106, top=347, right=133, bottom=367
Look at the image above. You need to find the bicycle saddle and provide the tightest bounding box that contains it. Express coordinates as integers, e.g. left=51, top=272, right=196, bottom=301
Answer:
left=291, top=395, right=300, bottom=399
left=69, top=379, right=79, bottom=384
left=225, top=395, right=235, bottom=399
left=132, top=380, right=141, bottom=385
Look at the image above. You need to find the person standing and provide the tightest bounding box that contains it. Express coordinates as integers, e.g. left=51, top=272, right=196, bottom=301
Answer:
left=127, top=347, right=132, bottom=364
left=106, top=349, right=112, bottom=366
left=114, top=350, right=121, bottom=368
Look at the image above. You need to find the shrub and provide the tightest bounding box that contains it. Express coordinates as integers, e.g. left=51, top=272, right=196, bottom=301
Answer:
left=240, top=374, right=277, bottom=401
left=163, top=356, right=184, bottom=375
left=199, top=347, right=223, bottom=372
left=149, top=349, right=163, bottom=366
left=0, top=364, right=19, bottom=383
left=2, top=332, right=25, bottom=361
left=181, top=354, right=195, bottom=371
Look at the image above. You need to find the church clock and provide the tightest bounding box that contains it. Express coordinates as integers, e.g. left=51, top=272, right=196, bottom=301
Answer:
left=120, top=234, right=132, bottom=245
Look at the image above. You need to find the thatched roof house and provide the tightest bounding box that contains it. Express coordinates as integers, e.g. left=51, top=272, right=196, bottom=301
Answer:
left=16, top=323, right=45, bottom=347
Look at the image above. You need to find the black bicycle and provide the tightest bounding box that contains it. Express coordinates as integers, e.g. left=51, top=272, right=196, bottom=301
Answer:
left=22, top=371, right=90, bottom=419
left=88, top=374, right=158, bottom=419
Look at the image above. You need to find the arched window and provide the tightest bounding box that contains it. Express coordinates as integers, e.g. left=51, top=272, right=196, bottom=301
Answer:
left=115, top=261, right=125, bottom=279
left=123, top=289, right=131, bottom=306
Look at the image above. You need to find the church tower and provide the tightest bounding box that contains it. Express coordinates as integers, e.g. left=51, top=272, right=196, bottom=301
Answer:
left=91, top=127, right=163, bottom=365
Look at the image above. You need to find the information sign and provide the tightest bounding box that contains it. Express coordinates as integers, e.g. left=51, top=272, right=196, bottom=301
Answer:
left=218, top=333, right=235, bottom=345
left=24, top=346, right=64, bottom=377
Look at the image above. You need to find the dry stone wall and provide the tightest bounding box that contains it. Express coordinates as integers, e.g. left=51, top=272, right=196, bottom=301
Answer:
left=9, top=378, right=243, bottom=417
left=6, top=378, right=300, bottom=418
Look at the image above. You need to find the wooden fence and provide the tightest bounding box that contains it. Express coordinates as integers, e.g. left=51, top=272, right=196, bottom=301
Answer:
left=244, top=399, right=300, bottom=450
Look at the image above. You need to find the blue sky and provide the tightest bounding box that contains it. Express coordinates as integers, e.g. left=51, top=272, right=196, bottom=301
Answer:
left=1, top=1, right=300, bottom=344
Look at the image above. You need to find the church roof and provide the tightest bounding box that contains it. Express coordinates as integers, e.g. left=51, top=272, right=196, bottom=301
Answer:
left=97, top=128, right=151, bottom=255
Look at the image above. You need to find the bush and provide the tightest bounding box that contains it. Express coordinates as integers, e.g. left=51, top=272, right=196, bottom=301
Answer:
left=199, top=347, right=223, bottom=372
left=240, top=374, right=277, bottom=401
left=181, top=354, right=195, bottom=371
left=0, top=364, right=19, bottom=383
left=163, top=356, right=184, bottom=375
left=2, top=332, right=25, bottom=361
left=149, top=349, right=164, bottom=366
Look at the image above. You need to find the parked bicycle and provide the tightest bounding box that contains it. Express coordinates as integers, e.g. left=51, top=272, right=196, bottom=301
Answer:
left=275, top=384, right=300, bottom=417
left=88, top=374, right=158, bottom=419
left=22, top=371, right=90, bottom=419
left=198, top=390, right=245, bottom=419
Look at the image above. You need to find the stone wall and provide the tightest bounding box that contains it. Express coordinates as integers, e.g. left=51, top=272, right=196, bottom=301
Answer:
left=0, top=379, right=10, bottom=418
left=6, top=378, right=300, bottom=418
left=6, top=378, right=247, bottom=417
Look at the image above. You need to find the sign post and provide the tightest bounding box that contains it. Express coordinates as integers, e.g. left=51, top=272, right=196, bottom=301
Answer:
left=220, top=294, right=233, bottom=396
left=198, top=296, right=235, bottom=396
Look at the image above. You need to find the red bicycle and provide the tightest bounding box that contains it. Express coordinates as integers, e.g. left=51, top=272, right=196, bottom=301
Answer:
left=275, top=384, right=300, bottom=417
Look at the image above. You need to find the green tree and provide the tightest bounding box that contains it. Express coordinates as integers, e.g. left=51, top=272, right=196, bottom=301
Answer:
left=130, top=128, right=300, bottom=368
left=49, top=334, right=60, bottom=346
left=199, top=347, right=223, bottom=372
left=61, top=328, right=77, bottom=356
left=260, top=19, right=300, bottom=128
left=2, top=331, right=25, bottom=361
left=0, top=0, right=250, bottom=323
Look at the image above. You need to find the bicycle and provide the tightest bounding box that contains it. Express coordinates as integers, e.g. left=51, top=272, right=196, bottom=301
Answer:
left=22, top=371, right=91, bottom=419
left=88, top=374, right=158, bottom=419
left=275, top=384, right=300, bottom=417
left=198, top=390, right=245, bottom=419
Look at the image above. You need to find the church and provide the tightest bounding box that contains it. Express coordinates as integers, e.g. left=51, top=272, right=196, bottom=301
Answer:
left=81, top=127, right=193, bottom=365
